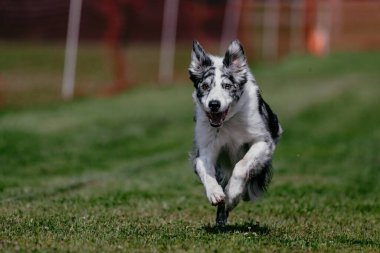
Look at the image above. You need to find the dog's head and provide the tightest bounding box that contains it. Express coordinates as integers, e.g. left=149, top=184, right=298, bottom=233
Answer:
left=189, top=40, right=248, bottom=127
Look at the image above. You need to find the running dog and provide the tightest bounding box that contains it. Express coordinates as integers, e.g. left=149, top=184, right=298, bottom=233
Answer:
left=189, top=40, right=282, bottom=226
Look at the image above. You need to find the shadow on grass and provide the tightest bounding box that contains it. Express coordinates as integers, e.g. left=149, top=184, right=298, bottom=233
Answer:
left=203, top=221, right=270, bottom=235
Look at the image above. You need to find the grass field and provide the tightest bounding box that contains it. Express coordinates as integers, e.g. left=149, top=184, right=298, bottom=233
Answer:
left=0, top=42, right=189, bottom=106
left=1, top=51, right=380, bottom=252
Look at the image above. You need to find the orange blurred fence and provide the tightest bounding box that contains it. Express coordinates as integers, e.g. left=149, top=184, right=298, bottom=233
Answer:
left=240, top=0, right=380, bottom=61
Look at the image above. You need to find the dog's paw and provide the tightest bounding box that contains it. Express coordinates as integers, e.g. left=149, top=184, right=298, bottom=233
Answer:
left=225, top=177, right=244, bottom=210
left=206, top=184, right=225, bottom=206
left=226, top=194, right=241, bottom=211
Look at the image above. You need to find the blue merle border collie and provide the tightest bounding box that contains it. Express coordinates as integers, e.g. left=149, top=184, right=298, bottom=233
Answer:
left=189, top=40, right=282, bottom=226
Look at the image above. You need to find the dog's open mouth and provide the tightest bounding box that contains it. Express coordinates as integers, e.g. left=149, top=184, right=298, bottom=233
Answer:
left=206, top=108, right=229, bottom=127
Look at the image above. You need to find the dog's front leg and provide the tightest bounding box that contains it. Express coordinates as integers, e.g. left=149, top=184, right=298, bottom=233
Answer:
left=194, top=156, right=225, bottom=206
left=225, top=141, right=274, bottom=211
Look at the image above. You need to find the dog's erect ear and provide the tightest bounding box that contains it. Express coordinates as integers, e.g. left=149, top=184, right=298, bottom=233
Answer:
left=223, top=40, right=247, bottom=70
left=190, top=40, right=212, bottom=68
left=222, top=40, right=248, bottom=88
left=189, top=40, right=212, bottom=84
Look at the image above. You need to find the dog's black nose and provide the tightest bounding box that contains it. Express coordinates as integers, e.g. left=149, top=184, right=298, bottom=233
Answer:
left=208, top=100, right=221, bottom=112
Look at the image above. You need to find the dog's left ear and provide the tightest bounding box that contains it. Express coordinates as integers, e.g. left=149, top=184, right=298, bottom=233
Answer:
left=223, top=40, right=247, bottom=70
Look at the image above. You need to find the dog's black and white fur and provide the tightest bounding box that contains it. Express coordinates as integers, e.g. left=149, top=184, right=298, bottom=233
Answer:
left=189, top=40, right=282, bottom=226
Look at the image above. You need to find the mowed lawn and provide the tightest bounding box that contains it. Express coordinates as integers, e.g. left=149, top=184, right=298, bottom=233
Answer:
left=1, top=52, right=380, bottom=252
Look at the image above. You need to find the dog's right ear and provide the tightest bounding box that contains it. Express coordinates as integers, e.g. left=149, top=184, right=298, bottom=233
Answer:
left=189, top=40, right=212, bottom=84
left=191, top=40, right=211, bottom=65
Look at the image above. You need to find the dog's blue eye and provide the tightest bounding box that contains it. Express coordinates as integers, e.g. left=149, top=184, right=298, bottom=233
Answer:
left=201, top=83, right=210, bottom=91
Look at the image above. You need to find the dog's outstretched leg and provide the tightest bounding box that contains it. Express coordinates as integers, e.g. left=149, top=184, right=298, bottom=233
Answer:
left=216, top=202, right=229, bottom=227
left=194, top=157, right=225, bottom=206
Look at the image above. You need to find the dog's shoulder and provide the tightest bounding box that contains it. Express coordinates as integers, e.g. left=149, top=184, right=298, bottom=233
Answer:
left=256, top=89, right=282, bottom=142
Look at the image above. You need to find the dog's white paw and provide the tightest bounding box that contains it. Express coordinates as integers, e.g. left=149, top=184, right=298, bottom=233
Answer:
left=226, top=192, right=241, bottom=211
left=206, top=184, right=225, bottom=206
left=225, top=177, right=245, bottom=210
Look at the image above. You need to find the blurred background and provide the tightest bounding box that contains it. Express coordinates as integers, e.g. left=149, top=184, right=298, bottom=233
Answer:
left=0, top=0, right=379, bottom=106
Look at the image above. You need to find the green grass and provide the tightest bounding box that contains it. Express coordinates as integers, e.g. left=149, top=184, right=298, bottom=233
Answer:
left=1, top=51, right=380, bottom=252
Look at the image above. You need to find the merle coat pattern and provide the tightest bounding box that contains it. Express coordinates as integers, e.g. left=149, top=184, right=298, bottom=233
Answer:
left=189, top=40, right=282, bottom=226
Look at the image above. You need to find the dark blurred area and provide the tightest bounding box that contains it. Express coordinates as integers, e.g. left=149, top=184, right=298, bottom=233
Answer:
left=0, top=0, right=226, bottom=42
left=0, top=0, right=379, bottom=106
left=1, top=0, right=379, bottom=49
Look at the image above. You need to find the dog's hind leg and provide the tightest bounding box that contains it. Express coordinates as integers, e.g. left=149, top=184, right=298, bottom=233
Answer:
left=216, top=202, right=229, bottom=227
